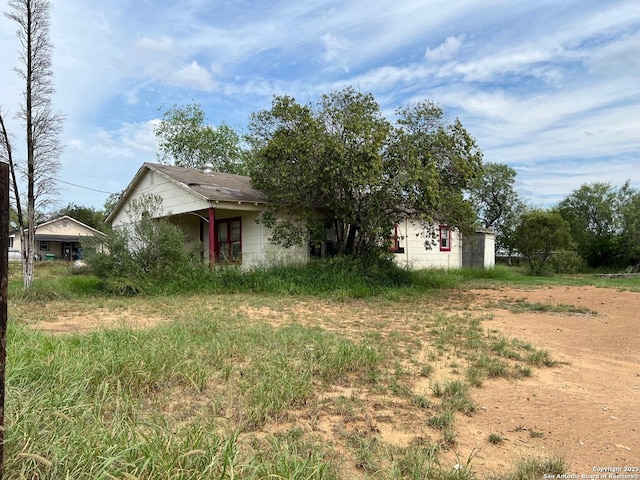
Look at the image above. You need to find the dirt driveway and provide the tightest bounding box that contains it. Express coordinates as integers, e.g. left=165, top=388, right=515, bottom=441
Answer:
left=454, top=285, right=640, bottom=474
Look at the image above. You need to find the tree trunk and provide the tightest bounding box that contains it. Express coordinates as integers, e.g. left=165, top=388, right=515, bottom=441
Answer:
left=346, top=224, right=358, bottom=255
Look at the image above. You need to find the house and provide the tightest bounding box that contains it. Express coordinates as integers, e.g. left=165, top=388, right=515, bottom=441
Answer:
left=107, top=162, right=494, bottom=270
left=105, top=163, right=308, bottom=269
left=10, top=215, right=106, bottom=260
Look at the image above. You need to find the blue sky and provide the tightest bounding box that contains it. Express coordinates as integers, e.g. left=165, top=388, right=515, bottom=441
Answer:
left=1, top=0, right=639, bottom=211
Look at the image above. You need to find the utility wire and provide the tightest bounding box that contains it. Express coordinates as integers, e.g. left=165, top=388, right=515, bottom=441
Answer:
left=56, top=179, right=116, bottom=195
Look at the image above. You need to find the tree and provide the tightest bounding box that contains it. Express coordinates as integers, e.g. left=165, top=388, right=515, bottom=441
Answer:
left=246, top=87, right=483, bottom=257
left=49, top=202, right=108, bottom=232
left=83, top=194, right=198, bottom=295
left=514, top=210, right=572, bottom=275
left=618, top=188, right=640, bottom=267
left=557, top=182, right=624, bottom=267
left=469, top=162, right=525, bottom=263
left=155, top=102, right=246, bottom=174
left=103, top=190, right=123, bottom=216
left=5, top=0, right=64, bottom=288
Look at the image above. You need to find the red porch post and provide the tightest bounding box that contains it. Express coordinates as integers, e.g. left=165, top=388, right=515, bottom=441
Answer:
left=208, top=207, right=215, bottom=268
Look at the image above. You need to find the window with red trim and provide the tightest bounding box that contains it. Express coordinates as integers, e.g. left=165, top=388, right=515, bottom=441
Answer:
left=216, top=217, right=242, bottom=263
left=390, top=224, right=400, bottom=252
left=389, top=223, right=404, bottom=253
left=439, top=225, right=451, bottom=252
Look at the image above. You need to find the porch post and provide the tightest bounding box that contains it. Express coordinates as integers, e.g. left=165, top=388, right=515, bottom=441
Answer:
left=208, top=207, right=215, bottom=268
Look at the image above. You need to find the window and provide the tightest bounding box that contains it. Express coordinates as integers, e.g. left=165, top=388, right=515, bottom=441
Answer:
left=390, top=223, right=404, bottom=253
left=439, top=225, right=451, bottom=252
left=9, top=237, right=13, bottom=248
left=216, top=217, right=242, bottom=263
left=40, top=241, right=50, bottom=251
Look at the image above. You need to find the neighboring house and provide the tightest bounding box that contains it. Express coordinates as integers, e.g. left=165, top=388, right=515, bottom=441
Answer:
left=10, top=215, right=106, bottom=260
left=107, top=162, right=494, bottom=270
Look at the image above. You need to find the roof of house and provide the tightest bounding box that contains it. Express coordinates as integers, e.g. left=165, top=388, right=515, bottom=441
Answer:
left=10, top=215, right=105, bottom=243
left=106, top=163, right=268, bottom=223
left=37, top=215, right=106, bottom=236
left=150, top=163, right=268, bottom=204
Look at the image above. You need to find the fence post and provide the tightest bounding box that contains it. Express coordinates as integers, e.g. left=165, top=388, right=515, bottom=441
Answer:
left=0, top=160, right=9, bottom=480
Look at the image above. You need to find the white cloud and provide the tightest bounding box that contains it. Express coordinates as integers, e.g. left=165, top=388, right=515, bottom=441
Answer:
left=587, top=31, right=640, bottom=75
left=167, top=61, right=216, bottom=91
left=321, top=33, right=354, bottom=71
left=425, top=35, right=464, bottom=62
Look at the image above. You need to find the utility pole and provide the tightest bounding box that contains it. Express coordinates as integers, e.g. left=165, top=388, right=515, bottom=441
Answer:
left=0, top=160, right=9, bottom=480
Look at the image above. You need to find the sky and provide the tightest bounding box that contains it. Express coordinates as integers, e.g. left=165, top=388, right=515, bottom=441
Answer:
left=1, top=0, right=639, bottom=212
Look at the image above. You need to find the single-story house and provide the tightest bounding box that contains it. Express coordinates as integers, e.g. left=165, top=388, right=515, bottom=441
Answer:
left=106, top=162, right=494, bottom=270
left=106, top=162, right=309, bottom=270
left=10, top=215, right=106, bottom=260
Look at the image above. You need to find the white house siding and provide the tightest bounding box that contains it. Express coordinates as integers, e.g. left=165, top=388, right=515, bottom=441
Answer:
left=200, top=210, right=308, bottom=270
left=392, top=219, right=463, bottom=270
left=110, top=170, right=210, bottom=227
left=203, top=210, right=265, bottom=270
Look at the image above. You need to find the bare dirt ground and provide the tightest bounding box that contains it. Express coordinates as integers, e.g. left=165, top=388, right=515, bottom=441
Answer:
left=453, top=286, right=640, bottom=475
left=32, top=285, right=640, bottom=477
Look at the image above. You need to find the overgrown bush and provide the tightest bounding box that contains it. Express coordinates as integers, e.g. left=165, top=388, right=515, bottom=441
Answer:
left=548, top=250, right=586, bottom=274
left=82, top=195, right=199, bottom=294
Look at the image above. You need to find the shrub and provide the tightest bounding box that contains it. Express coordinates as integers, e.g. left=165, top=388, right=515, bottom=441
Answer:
left=548, top=250, right=586, bottom=274
left=83, top=195, right=199, bottom=293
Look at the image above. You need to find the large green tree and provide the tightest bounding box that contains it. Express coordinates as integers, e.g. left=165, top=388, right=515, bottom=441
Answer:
left=469, top=162, right=525, bottom=262
left=155, top=102, right=246, bottom=174
left=514, top=210, right=572, bottom=275
left=50, top=203, right=108, bottom=232
left=246, top=87, right=483, bottom=256
left=557, top=182, right=625, bottom=267
left=618, top=188, right=640, bottom=267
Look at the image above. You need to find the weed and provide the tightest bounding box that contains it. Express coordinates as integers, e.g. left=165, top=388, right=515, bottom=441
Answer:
left=441, top=380, right=475, bottom=414
left=514, top=364, right=532, bottom=378
left=420, top=364, right=434, bottom=377
left=490, top=455, right=568, bottom=480
left=488, top=433, right=504, bottom=445
left=526, top=349, right=556, bottom=367
left=427, top=411, right=453, bottom=430
left=412, top=395, right=431, bottom=410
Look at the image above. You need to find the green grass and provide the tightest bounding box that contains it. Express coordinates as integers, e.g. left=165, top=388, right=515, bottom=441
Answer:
left=489, top=455, right=568, bottom=480
left=3, top=261, right=578, bottom=479
left=495, top=297, right=597, bottom=315
left=11, top=259, right=640, bottom=302
left=4, top=316, right=381, bottom=478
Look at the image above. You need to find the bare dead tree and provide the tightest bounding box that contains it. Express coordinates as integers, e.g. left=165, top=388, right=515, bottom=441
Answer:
left=5, top=0, right=63, bottom=288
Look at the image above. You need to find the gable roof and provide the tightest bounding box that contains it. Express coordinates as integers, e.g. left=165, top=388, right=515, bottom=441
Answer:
left=106, top=163, right=268, bottom=223
left=36, top=215, right=107, bottom=240
left=153, top=163, right=267, bottom=203
left=37, top=215, right=105, bottom=236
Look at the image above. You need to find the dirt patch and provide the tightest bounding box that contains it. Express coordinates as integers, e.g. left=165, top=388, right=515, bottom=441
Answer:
left=33, top=307, right=168, bottom=334
left=454, top=286, right=640, bottom=474
left=30, top=285, right=640, bottom=475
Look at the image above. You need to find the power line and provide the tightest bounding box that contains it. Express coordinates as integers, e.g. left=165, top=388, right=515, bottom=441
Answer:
left=57, top=179, right=116, bottom=195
